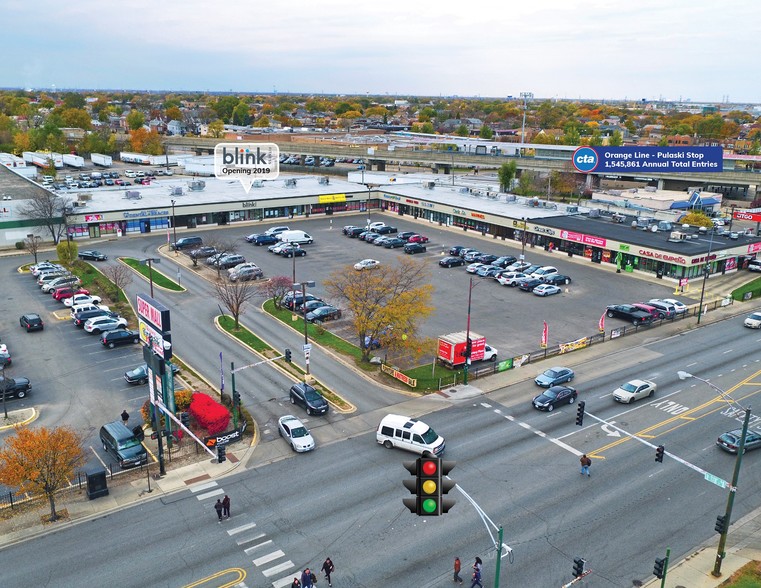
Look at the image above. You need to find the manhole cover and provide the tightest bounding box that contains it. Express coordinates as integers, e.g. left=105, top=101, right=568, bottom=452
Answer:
left=449, top=389, right=458, bottom=393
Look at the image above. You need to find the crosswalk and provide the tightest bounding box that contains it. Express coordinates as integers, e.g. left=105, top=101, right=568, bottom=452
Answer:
left=189, top=479, right=303, bottom=588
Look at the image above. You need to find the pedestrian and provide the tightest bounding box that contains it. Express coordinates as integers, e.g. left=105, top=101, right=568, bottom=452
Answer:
left=453, top=556, right=463, bottom=584
left=301, top=567, right=313, bottom=588
left=121, top=409, right=129, bottom=425
left=580, top=454, right=592, bottom=477
left=322, top=557, right=335, bottom=586
left=291, top=579, right=301, bottom=588
left=469, top=567, right=483, bottom=588
left=214, top=499, right=223, bottom=522
left=222, top=495, right=231, bottom=519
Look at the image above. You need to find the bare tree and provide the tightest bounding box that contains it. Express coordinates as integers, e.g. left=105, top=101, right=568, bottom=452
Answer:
left=214, top=278, right=257, bottom=329
left=203, top=236, right=238, bottom=277
left=103, top=262, right=134, bottom=303
left=257, top=275, right=293, bottom=309
left=17, top=193, right=71, bottom=245
left=23, top=234, right=43, bottom=265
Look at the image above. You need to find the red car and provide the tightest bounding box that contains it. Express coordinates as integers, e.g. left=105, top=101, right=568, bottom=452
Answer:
left=52, top=287, right=90, bottom=301
left=408, top=234, right=429, bottom=244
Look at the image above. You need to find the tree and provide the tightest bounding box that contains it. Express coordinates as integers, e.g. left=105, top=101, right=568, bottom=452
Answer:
left=609, top=130, right=624, bottom=146
left=0, top=425, right=86, bottom=522
left=324, top=258, right=434, bottom=362
left=454, top=124, right=469, bottom=137
left=497, top=161, right=517, bottom=193
left=23, top=234, right=43, bottom=264
left=478, top=124, right=494, bottom=139
left=59, top=108, right=91, bottom=130
left=253, top=115, right=270, bottom=128
left=165, top=106, right=183, bottom=123
left=126, top=110, right=145, bottom=130
left=232, top=102, right=251, bottom=126
left=17, top=192, right=70, bottom=244
left=257, top=275, right=293, bottom=309
left=207, top=119, right=225, bottom=138
left=103, top=263, right=133, bottom=303
left=214, top=278, right=257, bottom=329
left=516, top=170, right=536, bottom=196
left=62, top=92, right=86, bottom=109
left=56, top=238, right=78, bottom=265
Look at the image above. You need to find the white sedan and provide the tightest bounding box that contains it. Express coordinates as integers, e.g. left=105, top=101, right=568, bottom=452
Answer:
left=533, top=284, right=561, bottom=297
left=354, top=259, right=380, bottom=271
left=64, top=294, right=102, bottom=308
left=744, top=312, right=761, bottom=328
left=613, top=379, right=657, bottom=403
left=278, top=415, right=315, bottom=452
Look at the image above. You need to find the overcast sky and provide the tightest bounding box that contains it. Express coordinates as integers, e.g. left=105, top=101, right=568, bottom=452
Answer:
left=4, top=0, right=759, bottom=103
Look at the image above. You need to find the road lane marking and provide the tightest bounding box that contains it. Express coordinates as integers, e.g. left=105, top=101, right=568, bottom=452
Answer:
left=495, top=409, right=582, bottom=456
left=253, top=550, right=286, bottom=567
left=228, top=522, right=257, bottom=535
left=244, top=540, right=273, bottom=554
left=189, top=481, right=218, bottom=493
left=262, top=561, right=294, bottom=577
left=237, top=533, right=266, bottom=546
left=196, top=489, right=225, bottom=501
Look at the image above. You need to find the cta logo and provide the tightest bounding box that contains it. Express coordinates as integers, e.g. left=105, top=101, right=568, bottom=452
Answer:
left=573, top=147, right=599, bottom=173
left=214, top=142, right=280, bottom=193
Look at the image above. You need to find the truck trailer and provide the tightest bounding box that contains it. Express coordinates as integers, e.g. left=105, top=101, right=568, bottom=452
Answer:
left=91, top=153, right=113, bottom=167
left=437, top=331, right=487, bottom=368
left=120, top=152, right=153, bottom=165
left=63, top=154, right=85, bottom=168
left=23, top=151, right=61, bottom=169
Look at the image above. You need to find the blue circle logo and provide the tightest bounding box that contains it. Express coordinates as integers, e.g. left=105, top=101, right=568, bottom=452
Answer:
left=572, top=147, right=599, bottom=173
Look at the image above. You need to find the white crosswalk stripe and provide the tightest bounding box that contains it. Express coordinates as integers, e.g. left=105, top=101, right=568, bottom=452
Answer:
left=227, top=522, right=257, bottom=536
left=188, top=481, right=219, bottom=493
left=262, top=561, right=294, bottom=577
left=196, top=488, right=225, bottom=501
left=244, top=539, right=273, bottom=555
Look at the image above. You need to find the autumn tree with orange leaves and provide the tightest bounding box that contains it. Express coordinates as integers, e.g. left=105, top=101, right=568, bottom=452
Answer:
left=0, top=426, right=85, bottom=521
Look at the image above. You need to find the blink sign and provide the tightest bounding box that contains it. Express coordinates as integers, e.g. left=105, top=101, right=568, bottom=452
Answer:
left=572, top=146, right=723, bottom=173
left=214, top=142, right=280, bottom=193
left=136, top=294, right=172, bottom=360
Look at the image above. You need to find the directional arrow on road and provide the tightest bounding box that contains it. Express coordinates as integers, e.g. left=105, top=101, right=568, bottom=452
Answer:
left=601, top=422, right=621, bottom=437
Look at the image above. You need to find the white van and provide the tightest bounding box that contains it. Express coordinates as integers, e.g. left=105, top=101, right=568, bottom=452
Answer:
left=376, top=414, right=445, bottom=456
left=278, top=229, right=313, bottom=245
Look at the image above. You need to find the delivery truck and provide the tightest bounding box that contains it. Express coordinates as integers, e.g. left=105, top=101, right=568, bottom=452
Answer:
left=91, top=153, right=113, bottom=167
left=437, top=331, right=487, bottom=368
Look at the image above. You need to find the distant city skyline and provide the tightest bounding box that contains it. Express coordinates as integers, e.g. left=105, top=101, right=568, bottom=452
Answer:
left=5, top=0, right=760, bottom=104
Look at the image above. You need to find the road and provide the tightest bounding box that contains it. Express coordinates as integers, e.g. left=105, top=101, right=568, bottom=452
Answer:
left=4, top=312, right=761, bottom=587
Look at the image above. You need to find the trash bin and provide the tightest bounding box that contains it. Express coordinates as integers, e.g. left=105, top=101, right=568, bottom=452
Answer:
left=86, top=469, right=109, bottom=500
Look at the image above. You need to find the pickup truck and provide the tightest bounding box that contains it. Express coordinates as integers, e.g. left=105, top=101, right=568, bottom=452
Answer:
left=606, top=304, right=653, bottom=326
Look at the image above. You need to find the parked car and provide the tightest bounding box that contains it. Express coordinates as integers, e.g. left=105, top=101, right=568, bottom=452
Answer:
left=463, top=251, right=483, bottom=262
left=124, top=362, right=179, bottom=385
left=496, top=272, right=528, bottom=287
left=347, top=227, right=365, bottom=237
left=289, top=382, right=329, bottom=415
left=251, top=234, right=279, bottom=246
left=72, top=309, right=117, bottom=327
left=518, top=278, right=544, bottom=292
left=374, top=225, right=398, bottom=235
left=64, top=294, right=102, bottom=308
left=78, top=250, right=108, bottom=261
left=507, top=261, right=532, bottom=273
left=0, top=344, right=11, bottom=367
left=268, top=242, right=294, bottom=255
left=383, top=237, right=406, bottom=249
left=101, top=329, right=140, bottom=348
left=533, top=284, right=562, bottom=296
left=398, top=231, right=417, bottom=241
left=19, top=313, right=44, bottom=332
left=641, top=300, right=675, bottom=319
left=631, top=303, right=661, bottom=321
left=407, top=234, right=429, bottom=244
left=535, top=367, right=575, bottom=387
left=532, top=385, right=577, bottom=411
left=41, top=275, right=81, bottom=292
left=216, top=254, right=247, bottom=269
left=283, top=292, right=319, bottom=311
left=493, top=256, right=518, bottom=268
left=466, top=263, right=486, bottom=274
left=613, top=379, right=657, bottom=403
left=0, top=376, right=31, bottom=399
left=717, top=429, right=761, bottom=454
left=364, top=233, right=383, bottom=244
left=606, top=304, right=653, bottom=325
left=301, top=299, right=328, bottom=313
left=660, top=298, right=688, bottom=315
left=530, top=266, right=558, bottom=280
left=543, top=274, right=572, bottom=286
left=52, top=287, right=89, bottom=301
left=448, top=245, right=467, bottom=256
left=342, top=225, right=360, bottom=235
left=477, top=265, right=503, bottom=278
left=84, top=316, right=128, bottom=334
left=189, top=246, right=218, bottom=258
left=354, top=259, right=380, bottom=271
left=278, top=415, right=315, bottom=453
left=475, top=253, right=498, bottom=265
left=306, top=306, right=342, bottom=322
left=230, top=267, right=264, bottom=282
left=280, top=245, right=307, bottom=258
left=404, top=243, right=427, bottom=254
left=439, top=256, right=465, bottom=268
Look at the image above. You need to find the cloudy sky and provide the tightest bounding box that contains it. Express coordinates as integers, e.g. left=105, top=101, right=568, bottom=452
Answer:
left=5, top=0, right=759, bottom=103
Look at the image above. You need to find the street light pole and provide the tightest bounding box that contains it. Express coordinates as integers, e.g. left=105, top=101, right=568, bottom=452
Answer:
left=677, top=371, right=751, bottom=578
left=170, top=199, right=177, bottom=255
left=521, top=217, right=527, bottom=261
left=140, top=257, right=160, bottom=298
left=697, top=230, right=715, bottom=324
left=520, top=92, right=533, bottom=156
left=464, top=276, right=474, bottom=385
left=293, top=280, right=315, bottom=378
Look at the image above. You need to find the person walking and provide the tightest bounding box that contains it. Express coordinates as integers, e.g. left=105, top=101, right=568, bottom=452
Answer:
left=290, top=579, right=301, bottom=588
left=214, top=499, right=223, bottom=522
left=321, top=557, right=335, bottom=587
left=121, top=409, right=129, bottom=425
left=301, top=567, right=313, bottom=588
left=469, top=567, right=483, bottom=588
left=580, top=454, right=592, bottom=477
left=222, top=495, right=231, bottom=519
left=453, top=556, right=463, bottom=584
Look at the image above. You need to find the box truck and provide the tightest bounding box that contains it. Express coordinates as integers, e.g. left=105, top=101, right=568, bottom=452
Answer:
left=436, top=331, right=487, bottom=368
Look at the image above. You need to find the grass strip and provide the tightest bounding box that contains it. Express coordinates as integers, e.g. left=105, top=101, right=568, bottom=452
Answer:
left=121, top=258, right=184, bottom=291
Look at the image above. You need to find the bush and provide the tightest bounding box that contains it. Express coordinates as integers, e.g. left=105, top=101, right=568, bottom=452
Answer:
left=174, top=389, right=193, bottom=411
left=15, top=241, right=24, bottom=250
left=189, top=392, right=231, bottom=436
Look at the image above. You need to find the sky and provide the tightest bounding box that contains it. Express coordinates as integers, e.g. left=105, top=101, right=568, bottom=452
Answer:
left=4, top=0, right=760, bottom=103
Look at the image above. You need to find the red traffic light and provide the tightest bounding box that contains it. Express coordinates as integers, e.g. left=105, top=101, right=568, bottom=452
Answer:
left=422, top=459, right=438, bottom=476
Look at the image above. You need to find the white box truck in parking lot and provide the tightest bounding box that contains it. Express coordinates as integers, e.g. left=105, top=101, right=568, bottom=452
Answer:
left=91, top=153, right=113, bottom=167
left=63, top=154, right=85, bottom=168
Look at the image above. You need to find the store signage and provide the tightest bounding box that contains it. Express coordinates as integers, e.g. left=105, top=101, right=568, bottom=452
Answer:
left=137, top=294, right=171, bottom=333
left=123, top=209, right=169, bottom=219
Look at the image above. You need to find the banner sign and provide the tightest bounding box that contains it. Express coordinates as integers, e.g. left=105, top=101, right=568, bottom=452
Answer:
left=573, top=146, right=723, bottom=173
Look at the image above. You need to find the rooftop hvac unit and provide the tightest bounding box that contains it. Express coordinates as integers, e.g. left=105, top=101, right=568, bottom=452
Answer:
left=628, top=188, right=638, bottom=193
left=318, top=176, right=330, bottom=185
left=645, top=186, right=658, bottom=192
left=423, top=181, right=435, bottom=189
left=285, top=178, right=297, bottom=188
left=125, top=190, right=141, bottom=200
left=170, top=186, right=183, bottom=196
left=609, top=190, right=622, bottom=196
left=78, top=193, right=92, bottom=201
left=188, top=180, right=206, bottom=191
left=589, top=209, right=601, bottom=217
left=505, top=195, right=516, bottom=203
left=459, top=187, right=469, bottom=193
left=566, top=205, right=578, bottom=213
left=252, top=180, right=263, bottom=188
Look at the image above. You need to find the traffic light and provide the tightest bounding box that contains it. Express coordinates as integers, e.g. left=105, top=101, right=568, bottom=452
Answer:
left=464, top=338, right=472, bottom=359
left=180, top=412, right=190, bottom=426
left=575, top=401, right=585, bottom=426
left=217, top=444, right=227, bottom=463
left=655, top=445, right=665, bottom=463
left=715, top=514, right=727, bottom=534
left=233, top=390, right=241, bottom=406
left=402, top=457, right=457, bottom=516
left=572, top=557, right=585, bottom=578
left=284, top=348, right=292, bottom=363
left=653, top=557, right=666, bottom=579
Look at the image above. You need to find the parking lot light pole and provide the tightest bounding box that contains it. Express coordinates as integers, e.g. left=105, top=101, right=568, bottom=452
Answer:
left=140, top=257, right=160, bottom=298
left=521, top=217, right=527, bottom=260
left=170, top=199, right=177, bottom=255
left=293, top=280, right=315, bottom=378
left=678, top=370, right=751, bottom=578
left=697, top=230, right=715, bottom=325
left=463, top=276, right=478, bottom=385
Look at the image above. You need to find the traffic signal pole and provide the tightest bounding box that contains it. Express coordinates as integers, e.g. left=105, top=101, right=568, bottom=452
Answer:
left=230, top=361, right=238, bottom=430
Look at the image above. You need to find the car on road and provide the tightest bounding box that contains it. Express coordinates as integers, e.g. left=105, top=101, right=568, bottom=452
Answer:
left=101, top=329, right=140, bottom=348
left=64, top=294, right=102, bottom=308
left=613, top=379, right=657, bottom=403
left=0, top=376, right=31, bottom=399
left=716, top=429, right=761, bottom=454
left=407, top=234, right=429, bottom=244
left=124, top=363, right=179, bottom=385
left=533, top=284, right=562, bottom=296
left=19, top=313, right=44, bottom=332
left=306, top=305, right=342, bottom=322
left=404, top=243, right=426, bottom=254
left=518, top=278, right=544, bottom=292
left=606, top=304, right=653, bottom=325
left=383, top=237, right=406, bottom=249
left=78, top=250, right=108, bottom=261
left=84, top=316, right=128, bottom=334
left=744, top=312, right=761, bottom=328
left=354, top=259, right=380, bottom=271
left=535, top=366, right=575, bottom=387
left=496, top=272, right=528, bottom=287
left=532, top=385, right=577, bottom=411
left=439, top=256, right=465, bottom=268
left=289, top=382, right=329, bottom=415
left=278, top=415, right=315, bottom=452
left=543, top=274, right=572, bottom=286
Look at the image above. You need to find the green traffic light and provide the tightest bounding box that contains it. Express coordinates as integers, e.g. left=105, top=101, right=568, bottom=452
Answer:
left=422, top=498, right=437, bottom=514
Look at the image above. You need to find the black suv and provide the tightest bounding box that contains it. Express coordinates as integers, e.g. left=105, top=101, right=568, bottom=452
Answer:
left=171, top=236, right=203, bottom=251
left=19, top=313, right=44, bottom=332
left=101, top=329, right=139, bottom=348
left=289, top=383, right=329, bottom=415
left=73, top=309, right=118, bottom=327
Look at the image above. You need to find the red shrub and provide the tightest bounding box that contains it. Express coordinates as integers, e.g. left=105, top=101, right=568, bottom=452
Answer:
left=189, top=392, right=231, bottom=436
